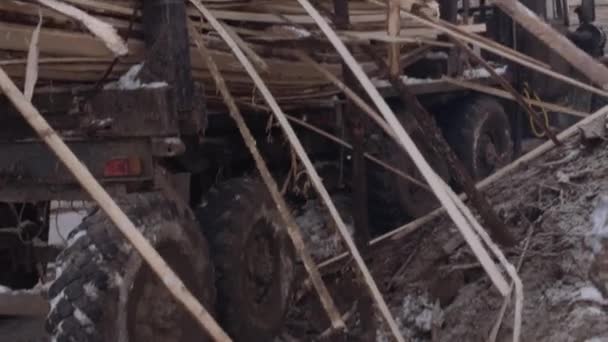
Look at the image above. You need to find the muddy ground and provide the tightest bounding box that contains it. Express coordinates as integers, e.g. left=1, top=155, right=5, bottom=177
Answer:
left=285, top=135, right=608, bottom=341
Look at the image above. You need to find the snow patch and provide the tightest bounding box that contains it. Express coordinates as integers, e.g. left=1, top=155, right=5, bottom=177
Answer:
left=283, top=26, right=311, bottom=38
left=577, top=285, right=608, bottom=305
left=83, top=282, right=99, bottom=301
left=73, top=307, right=93, bottom=326
left=0, top=285, right=11, bottom=293
left=586, top=194, right=608, bottom=254
left=399, top=294, right=435, bottom=333
left=543, top=281, right=579, bottom=305
left=463, top=65, right=508, bottom=79
left=67, top=229, right=86, bottom=248
left=372, top=65, right=507, bottom=88
left=377, top=293, right=439, bottom=342
left=54, top=265, right=64, bottom=281
left=425, top=51, right=449, bottom=60
left=49, top=289, right=66, bottom=312
left=104, top=63, right=168, bottom=90
left=295, top=200, right=342, bottom=261
left=586, top=337, right=608, bottom=342
left=295, top=198, right=354, bottom=261
left=113, top=272, right=124, bottom=288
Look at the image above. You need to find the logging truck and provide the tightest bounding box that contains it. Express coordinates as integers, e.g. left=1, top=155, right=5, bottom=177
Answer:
left=0, top=0, right=602, bottom=341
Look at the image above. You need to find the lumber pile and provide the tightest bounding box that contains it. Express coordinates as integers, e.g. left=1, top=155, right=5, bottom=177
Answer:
left=0, top=0, right=485, bottom=108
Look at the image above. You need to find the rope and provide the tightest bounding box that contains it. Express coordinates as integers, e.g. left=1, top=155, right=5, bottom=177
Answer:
left=523, top=82, right=550, bottom=138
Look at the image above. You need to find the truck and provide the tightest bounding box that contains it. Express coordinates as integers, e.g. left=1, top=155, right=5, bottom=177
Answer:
left=0, top=0, right=600, bottom=341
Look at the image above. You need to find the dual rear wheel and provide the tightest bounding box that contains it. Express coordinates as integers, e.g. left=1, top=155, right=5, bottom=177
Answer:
left=46, top=178, right=295, bottom=342
left=367, top=96, right=514, bottom=232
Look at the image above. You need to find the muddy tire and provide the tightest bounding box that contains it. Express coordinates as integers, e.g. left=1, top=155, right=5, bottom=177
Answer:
left=196, top=177, right=296, bottom=342
left=367, top=108, right=449, bottom=232
left=45, top=193, right=215, bottom=342
left=440, top=96, right=513, bottom=180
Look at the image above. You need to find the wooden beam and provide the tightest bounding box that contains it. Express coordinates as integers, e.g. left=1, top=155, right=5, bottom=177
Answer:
left=388, top=0, right=401, bottom=77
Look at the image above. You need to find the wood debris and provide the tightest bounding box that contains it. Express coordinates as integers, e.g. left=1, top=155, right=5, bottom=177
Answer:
left=0, top=0, right=482, bottom=108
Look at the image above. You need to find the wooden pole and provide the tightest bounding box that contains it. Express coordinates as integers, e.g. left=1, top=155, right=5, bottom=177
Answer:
left=388, top=0, right=401, bottom=77
left=188, top=21, right=346, bottom=331
left=296, top=0, right=510, bottom=297
left=188, top=1, right=407, bottom=341
left=494, top=0, right=608, bottom=88
left=0, top=67, right=230, bottom=341
left=333, top=0, right=376, bottom=338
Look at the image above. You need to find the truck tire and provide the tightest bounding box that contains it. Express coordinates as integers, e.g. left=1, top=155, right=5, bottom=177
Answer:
left=46, top=193, right=215, bottom=342
left=440, top=96, right=513, bottom=180
left=196, top=177, right=295, bottom=342
left=367, top=110, right=449, bottom=232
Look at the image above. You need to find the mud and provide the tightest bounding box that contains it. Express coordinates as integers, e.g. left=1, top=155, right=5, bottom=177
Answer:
left=286, top=136, right=608, bottom=342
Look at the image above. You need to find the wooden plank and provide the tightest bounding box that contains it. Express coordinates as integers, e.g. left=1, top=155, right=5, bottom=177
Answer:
left=388, top=0, right=401, bottom=76
left=0, top=23, right=341, bottom=83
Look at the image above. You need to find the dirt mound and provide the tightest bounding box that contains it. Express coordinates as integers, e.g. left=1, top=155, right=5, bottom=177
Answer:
left=433, top=137, right=608, bottom=342
left=286, top=136, right=608, bottom=341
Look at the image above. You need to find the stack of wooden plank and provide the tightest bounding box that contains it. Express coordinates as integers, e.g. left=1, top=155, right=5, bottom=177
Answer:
left=0, top=0, right=485, bottom=108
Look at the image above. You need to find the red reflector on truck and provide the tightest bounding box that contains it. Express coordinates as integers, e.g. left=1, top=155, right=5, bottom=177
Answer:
left=103, top=158, right=142, bottom=177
